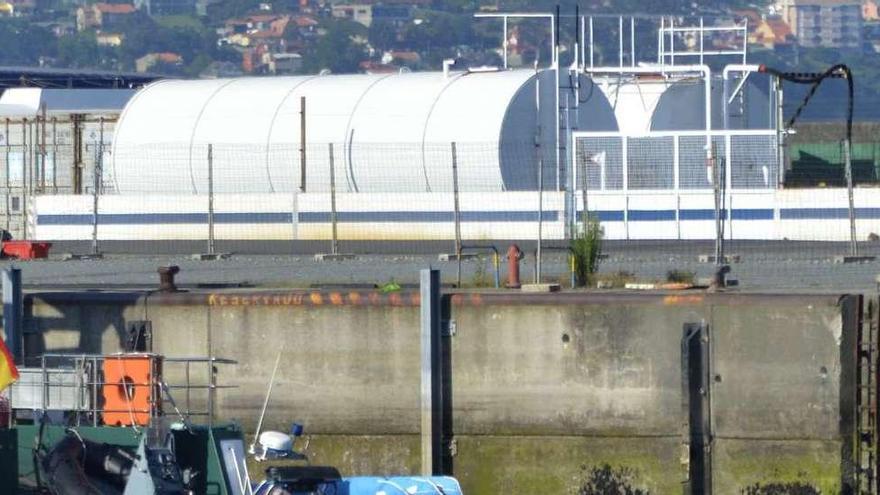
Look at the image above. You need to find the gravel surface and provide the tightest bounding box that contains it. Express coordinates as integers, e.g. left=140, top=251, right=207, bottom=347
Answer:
left=3, top=250, right=879, bottom=292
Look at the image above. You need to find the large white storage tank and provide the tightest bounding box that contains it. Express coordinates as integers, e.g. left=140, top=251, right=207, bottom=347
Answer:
left=110, top=69, right=619, bottom=194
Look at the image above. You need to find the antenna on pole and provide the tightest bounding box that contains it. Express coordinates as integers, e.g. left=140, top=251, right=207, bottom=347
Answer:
left=249, top=349, right=284, bottom=455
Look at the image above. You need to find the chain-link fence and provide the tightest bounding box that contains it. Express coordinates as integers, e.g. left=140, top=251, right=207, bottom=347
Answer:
left=12, top=132, right=880, bottom=290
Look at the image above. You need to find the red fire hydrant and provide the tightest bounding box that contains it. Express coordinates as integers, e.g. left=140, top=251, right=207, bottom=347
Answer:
left=506, top=244, right=523, bottom=289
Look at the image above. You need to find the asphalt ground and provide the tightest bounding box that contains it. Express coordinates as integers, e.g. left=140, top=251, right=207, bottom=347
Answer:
left=5, top=242, right=880, bottom=292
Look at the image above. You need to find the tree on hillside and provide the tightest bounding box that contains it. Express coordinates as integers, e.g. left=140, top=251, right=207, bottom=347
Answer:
left=303, top=19, right=367, bottom=74
left=0, top=20, right=56, bottom=66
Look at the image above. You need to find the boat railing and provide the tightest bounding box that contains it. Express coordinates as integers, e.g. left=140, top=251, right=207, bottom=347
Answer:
left=3, top=353, right=237, bottom=428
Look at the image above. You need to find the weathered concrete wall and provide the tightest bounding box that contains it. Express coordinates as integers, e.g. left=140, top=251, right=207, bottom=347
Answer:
left=17, top=289, right=854, bottom=494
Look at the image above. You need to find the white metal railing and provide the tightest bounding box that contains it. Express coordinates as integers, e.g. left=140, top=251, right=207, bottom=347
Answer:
left=571, top=129, right=779, bottom=193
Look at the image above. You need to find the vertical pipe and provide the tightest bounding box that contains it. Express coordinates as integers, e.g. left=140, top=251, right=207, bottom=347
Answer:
left=503, top=16, right=508, bottom=69
left=2, top=268, right=22, bottom=363
left=4, top=118, right=8, bottom=233
left=51, top=117, right=57, bottom=193
left=589, top=16, right=594, bottom=68
left=699, top=17, right=704, bottom=66
left=659, top=17, right=664, bottom=65
left=73, top=115, right=82, bottom=194
left=328, top=143, right=338, bottom=255
left=722, top=72, right=730, bottom=131
left=535, top=61, right=542, bottom=284
left=630, top=16, right=635, bottom=67
left=21, top=119, right=27, bottom=240
left=845, top=138, right=858, bottom=256
left=618, top=16, right=623, bottom=68
left=580, top=147, right=588, bottom=232
left=554, top=5, right=559, bottom=66
left=713, top=142, right=722, bottom=264
left=207, top=144, right=215, bottom=255
left=565, top=92, right=573, bottom=237
left=91, top=125, right=102, bottom=256
left=775, top=77, right=785, bottom=188
left=537, top=157, right=544, bottom=284
left=40, top=103, right=46, bottom=193
left=420, top=268, right=442, bottom=476
left=574, top=5, right=580, bottom=70
left=622, top=136, right=628, bottom=240
left=670, top=17, right=675, bottom=66
left=299, top=96, right=306, bottom=192
left=725, top=134, right=733, bottom=245
left=451, top=142, right=461, bottom=287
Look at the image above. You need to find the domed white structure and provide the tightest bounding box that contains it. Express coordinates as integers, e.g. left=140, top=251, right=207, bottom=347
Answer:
left=110, top=69, right=618, bottom=194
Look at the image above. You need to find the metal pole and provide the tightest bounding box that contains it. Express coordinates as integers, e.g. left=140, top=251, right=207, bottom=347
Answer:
left=40, top=103, right=46, bottom=193
left=207, top=144, right=215, bottom=255
left=4, top=118, right=9, bottom=233
left=845, top=138, right=858, bottom=256
left=420, top=268, right=442, bottom=476
left=329, top=143, right=338, bottom=255
left=534, top=60, right=542, bottom=284
left=2, top=268, right=22, bottom=363
left=712, top=143, right=722, bottom=264
left=91, top=131, right=101, bottom=256
left=451, top=142, right=462, bottom=287
left=581, top=153, right=588, bottom=233
left=503, top=16, right=508, bottom=69
left=299, top=96, right=306, bottom=192
left=630, top=16, right=635, bottom=67
left=618, top=16, right=623, bottom=68
left=699, top=17, right=704, bottom=66
left=21, top=119, right=27, bottom=240
left=589, top=16, right=594, bottom=68
left=659, top=17, right=664, bottom=65
left=775, top=77, right=785, bottom=187
left=51, top=116, right=57, bottom=193
left=537, top=155, right=543, bottom=284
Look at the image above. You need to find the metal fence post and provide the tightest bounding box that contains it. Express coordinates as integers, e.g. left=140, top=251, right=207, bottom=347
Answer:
left=844, top=138, right=858, bottom=256
left=21, top=118, right=27, bottom=240
left=712, top=143, right=722, bottom=265
left=420, top=268, right=442, bottom=475
left=2, top=268, right=22, bottom=363
left=536, top=155, right=544, bottom=284
left=300, top=96, right=307, bottom=193
left=329, top=143, right=338, bottom=255
left=51, top=116, right=57, bottom=193
left=451, top=142, right=462, bottom=286
left=207, top=144, right=215, bottom=256
left=4, top=118, right=9, bottom=234
left=91, top=134, right=102, bottom=256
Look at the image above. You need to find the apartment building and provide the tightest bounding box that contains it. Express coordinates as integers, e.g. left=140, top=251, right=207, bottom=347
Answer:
left=780, top=0, right=863, bottom=48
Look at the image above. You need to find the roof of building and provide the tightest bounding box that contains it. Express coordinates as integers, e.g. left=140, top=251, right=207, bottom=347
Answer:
left=95, top=2, right=137, bottom=14
left=0, top=88, right=136, bottom=116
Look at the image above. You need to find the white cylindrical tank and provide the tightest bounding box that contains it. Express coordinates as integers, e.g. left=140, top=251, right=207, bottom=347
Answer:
left=110, top=69, right=563, bottom=194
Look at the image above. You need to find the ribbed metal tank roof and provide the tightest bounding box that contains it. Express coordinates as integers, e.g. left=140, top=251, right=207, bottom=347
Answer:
left=111, top=69, right=563, bottom=193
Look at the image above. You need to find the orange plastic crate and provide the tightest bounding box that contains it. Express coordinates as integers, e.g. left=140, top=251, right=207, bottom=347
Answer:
left=2, top=241, right=51, bottom=260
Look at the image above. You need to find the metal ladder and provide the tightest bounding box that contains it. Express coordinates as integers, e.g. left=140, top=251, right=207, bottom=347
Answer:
left=856, top=296, right=879, bottom=493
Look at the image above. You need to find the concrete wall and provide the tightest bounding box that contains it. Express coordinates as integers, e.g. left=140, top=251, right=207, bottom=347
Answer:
left=18, top=289, right=855, bottom=494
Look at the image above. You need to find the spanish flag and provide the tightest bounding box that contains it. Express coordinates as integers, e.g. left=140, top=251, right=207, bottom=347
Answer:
left=0, top=337, right=18, bottom=392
